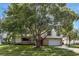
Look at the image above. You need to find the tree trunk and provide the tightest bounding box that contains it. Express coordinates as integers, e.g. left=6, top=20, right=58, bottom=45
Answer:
left=40, top=35, right=47, bottom=46
left=36, top=39, right=41, bottom=48
left=35, top=34, right=41, bottom=48
left=40, top=40, right=43, bottom=46
left=69, top=40, right=71, bottom=46
left=68, top=36, right=71, bottom=46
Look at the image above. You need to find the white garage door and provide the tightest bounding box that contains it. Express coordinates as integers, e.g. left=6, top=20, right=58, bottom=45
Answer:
left=48, top=39, right=61, bottom=45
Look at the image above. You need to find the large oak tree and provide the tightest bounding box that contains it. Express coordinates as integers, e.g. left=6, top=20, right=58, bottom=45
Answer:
left=1, top=3, right=79, bottom=47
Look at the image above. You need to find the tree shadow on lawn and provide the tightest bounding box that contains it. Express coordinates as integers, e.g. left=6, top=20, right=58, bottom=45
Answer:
left=0, top=45, right=79, bottom=56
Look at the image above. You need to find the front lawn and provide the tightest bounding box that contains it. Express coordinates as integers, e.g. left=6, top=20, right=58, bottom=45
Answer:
left=0, top=45, right=79, bottom=56
left=69, top=44, right=79, bottom=48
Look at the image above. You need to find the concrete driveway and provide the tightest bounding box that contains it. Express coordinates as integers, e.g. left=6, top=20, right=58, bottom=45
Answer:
left=57, top=45, right=79, bottom=54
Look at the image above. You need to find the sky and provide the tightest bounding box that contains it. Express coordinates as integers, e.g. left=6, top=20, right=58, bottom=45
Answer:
left=0, top=3, right=79, bottom=29
left=0, top=3, right=9, bottom=18
left=66, top=3, right=79, bottom=29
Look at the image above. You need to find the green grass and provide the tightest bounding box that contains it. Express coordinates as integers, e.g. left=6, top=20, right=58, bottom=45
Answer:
left=0, top=45, right=79, bottom=56
left=69, top=44, right=79, bottom=48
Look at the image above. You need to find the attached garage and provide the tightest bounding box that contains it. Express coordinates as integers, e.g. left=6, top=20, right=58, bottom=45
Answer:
left=43, top=36, right=62, bottom=46
left=48, top=39, right=62, bottom=45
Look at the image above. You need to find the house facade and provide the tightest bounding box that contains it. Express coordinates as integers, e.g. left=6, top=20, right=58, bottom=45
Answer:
left=0, top=29, right=79, bottom=45
left=43, top=29, right=63, bottom=46
left=0, top=29, right=63, bottom=45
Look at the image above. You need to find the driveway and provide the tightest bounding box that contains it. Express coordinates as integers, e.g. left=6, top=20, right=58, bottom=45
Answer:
left=57, top=45, right=79, bottom=54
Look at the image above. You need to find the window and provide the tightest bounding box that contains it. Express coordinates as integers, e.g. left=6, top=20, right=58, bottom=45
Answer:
left=47, top=31, right=51, bottom=36
left=57, top=33, right=60, bottom=36
left=22, top=38, right=29, bottom=41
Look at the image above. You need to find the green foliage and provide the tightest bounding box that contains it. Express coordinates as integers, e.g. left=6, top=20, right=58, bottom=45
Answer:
left=67, top=31, right=77, bottom=40
left=1, top=3, right=79, bottom=46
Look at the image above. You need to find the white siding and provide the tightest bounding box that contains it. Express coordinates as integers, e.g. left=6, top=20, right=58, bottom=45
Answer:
left=15, top=39, right=21, bottom=43
left=62, top=37, right=69, bottom=44
left=51, top=29, right=62, bottom=38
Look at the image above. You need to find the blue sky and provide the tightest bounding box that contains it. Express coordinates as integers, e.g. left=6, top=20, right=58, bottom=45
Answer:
left=0, top=3, right=9, bottom=18
left=66, top=3, right=79, bottom=29
left=0, top=3, right=79, bottom=29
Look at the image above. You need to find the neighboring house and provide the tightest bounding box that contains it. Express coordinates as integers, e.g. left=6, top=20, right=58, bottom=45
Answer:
left=0, top=32, right=8, bottom=44
left=62, top=36, right=79, bottom=45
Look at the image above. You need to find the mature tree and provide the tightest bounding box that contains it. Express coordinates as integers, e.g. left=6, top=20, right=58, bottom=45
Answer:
left=54, top=6, right=79, bottom=45
left=2, top=3, right=79, bottom=47
left=67, top=31, right=77, bottom=45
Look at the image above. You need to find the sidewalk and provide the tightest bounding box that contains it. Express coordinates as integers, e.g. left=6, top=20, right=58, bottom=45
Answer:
left=57, top=45, right=79, bottom=54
